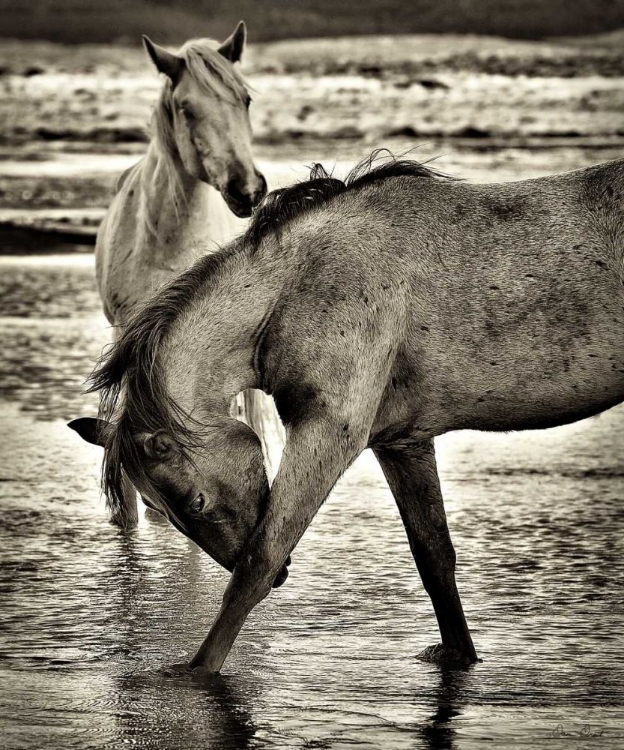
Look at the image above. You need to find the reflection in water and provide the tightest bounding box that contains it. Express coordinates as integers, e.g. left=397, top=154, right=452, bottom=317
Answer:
left=418, top=668, right=471, bottom=750
left=1, top=255, right=624, bottom=749
left=114, top=671, right=259, bottom=750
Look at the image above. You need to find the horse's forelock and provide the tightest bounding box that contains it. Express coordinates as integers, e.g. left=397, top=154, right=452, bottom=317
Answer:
left=178, top=39, right=248, bottom=104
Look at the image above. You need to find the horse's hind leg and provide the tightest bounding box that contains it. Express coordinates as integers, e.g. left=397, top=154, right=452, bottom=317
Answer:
left=374, top=439, right=478, bottom=664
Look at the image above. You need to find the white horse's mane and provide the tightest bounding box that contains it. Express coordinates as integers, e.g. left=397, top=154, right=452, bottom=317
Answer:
left=139, top=39, right=248, bottom=237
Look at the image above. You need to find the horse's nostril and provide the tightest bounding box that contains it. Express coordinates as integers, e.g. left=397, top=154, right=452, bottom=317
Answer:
left=226, top=179, right=247, bottom=205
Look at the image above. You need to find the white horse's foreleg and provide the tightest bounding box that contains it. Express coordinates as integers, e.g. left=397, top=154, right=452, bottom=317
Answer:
left=239, top=389, right=284, bottom=480
left=374, top=439, right=478, bottom=664
left=106, top=326, right=138, bottom=529
left=190, top=416, right=367, bottom=672
left=108, top=472, right=139, bottom=529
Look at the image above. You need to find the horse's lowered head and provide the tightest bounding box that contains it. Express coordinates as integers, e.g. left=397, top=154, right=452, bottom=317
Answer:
left=144, top=22, right=267, bottom=217
left=69, top=414, right=289, bottom=588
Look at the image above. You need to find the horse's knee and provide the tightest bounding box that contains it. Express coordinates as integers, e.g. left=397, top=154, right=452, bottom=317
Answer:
left=222, top=570, right=272, bottom=615
left=227, top=551, right=279, bottom=604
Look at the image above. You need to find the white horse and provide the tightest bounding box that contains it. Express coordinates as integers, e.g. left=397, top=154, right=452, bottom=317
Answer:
left=94, top=23, right=276, bottom=527
left=97, top=22, right=265, bottom=325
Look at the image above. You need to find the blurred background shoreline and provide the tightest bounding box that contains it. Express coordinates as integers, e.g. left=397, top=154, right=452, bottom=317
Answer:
left=1, top=28, right=624, bottom=252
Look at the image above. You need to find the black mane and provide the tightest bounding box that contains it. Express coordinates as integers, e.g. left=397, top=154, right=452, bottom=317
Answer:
left=246, top=149, right=456, bottom=249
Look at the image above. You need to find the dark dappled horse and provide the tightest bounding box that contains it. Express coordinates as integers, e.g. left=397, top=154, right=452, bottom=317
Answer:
left=70, top=153, right=624, bottom=672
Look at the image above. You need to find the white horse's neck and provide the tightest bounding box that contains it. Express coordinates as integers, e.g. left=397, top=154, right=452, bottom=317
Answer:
left=137, top=141, right=244, bottom=269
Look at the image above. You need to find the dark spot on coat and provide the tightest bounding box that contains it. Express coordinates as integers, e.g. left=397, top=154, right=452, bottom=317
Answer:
left=482, top=197, right=525, bottom=221
left=453, top=203, right=469, bottom=221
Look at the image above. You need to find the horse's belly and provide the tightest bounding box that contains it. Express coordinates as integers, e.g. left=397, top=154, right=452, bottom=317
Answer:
left=379, top=320, right=624, bottom=439
left=444, top=349, right=624, bottom=433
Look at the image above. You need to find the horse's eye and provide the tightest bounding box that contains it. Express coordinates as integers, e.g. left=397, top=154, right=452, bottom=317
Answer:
left=189, top=493, right=206, bottom=515
left=179, top=104, right=195, bottom=120
left=245, top=95, right=252, bottom=109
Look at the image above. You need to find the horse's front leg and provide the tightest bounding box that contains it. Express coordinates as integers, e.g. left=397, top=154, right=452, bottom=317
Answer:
left=374, top=439, right=478, bottom=664
left=190, top=417, right=367, bottom=673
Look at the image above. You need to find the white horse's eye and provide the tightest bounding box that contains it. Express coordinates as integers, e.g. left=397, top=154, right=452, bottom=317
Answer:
left=178, top=102, right=195, bottom=120
left=189, top=493, right=206, bottom=514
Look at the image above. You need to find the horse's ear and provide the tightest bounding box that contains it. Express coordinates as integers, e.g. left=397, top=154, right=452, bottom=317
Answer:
left=68, top=417, right=111, bottom=448
left=218, top=20, right=246, bottom=63
left=142, top=36, right=184, bottom=84
left=143, top=430, right=178, bottom=460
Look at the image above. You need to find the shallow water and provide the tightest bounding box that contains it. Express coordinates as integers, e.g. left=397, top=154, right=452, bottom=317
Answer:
left=2, top=142, right=624, bottom=747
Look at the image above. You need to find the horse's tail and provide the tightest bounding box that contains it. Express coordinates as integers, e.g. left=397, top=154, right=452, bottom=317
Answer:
left=239, top=389, right=285, bottom=480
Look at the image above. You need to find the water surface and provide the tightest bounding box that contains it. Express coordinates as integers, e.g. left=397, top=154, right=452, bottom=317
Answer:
left=1, top=246, right=623, bottom=749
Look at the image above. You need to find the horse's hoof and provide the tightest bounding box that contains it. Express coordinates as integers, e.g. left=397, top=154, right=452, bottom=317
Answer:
left=189, top=663, right=223, bottom=680
left=416, top=643, right=481, bottom=668
left=109, top=512, right=139, bottom=530
left=162, top=661, right=192, bottom=677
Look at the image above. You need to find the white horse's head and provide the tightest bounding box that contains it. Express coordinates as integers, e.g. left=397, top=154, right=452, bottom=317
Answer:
left=144, top=23, right=266, bottom=217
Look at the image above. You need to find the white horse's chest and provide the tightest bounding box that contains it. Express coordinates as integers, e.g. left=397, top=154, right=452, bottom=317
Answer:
left=96, top=175, right=244, bottom=325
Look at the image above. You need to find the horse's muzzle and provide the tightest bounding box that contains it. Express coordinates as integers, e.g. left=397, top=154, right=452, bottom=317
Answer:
left=272, top=555, right=291, bottom=588
left=224, top=170, right=267, bottom=218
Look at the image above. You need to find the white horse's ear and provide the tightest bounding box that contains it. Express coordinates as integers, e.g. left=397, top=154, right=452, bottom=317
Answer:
left=142, top=36, right=184, bottom=84
left=218, top=21, right=246, bottom=63
left=143, top=430, right=178, bottom=460
left=68, top=417, right=111, bottom=448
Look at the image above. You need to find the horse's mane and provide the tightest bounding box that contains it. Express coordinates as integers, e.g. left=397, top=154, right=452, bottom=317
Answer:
left=246, top=148, right=458, bottom=249
left=90, top=150, right=456, bottom=518
left=88, top=244, right=241, bottom=520
left=139, top=38, right=248, bottom=238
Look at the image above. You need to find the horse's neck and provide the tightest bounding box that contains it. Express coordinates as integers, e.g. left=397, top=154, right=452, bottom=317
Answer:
left=137, top=143, right=243, bottom=267
left=161, top=247, right=284, bottom=417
